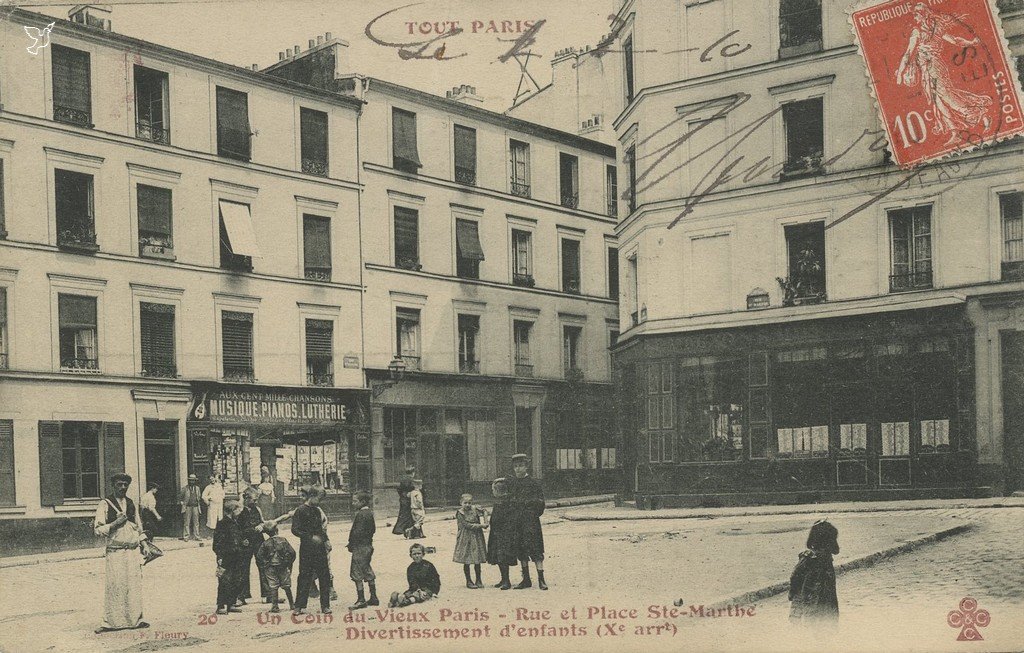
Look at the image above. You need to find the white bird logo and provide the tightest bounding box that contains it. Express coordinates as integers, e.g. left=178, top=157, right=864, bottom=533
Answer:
left=25, top=22, right=56, bottom=55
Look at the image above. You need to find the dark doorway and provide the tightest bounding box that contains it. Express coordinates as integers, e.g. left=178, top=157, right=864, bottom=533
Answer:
left=1001, top=332, right=1024, bottom=494
left=515, top=407, right=533, bottom=460
left=442, top=435, right=467, bottom=507
left=144, top=419, right=178, bottom=537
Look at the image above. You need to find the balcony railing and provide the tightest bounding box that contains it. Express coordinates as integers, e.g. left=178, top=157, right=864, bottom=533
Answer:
left=563, top=279, right=581, bottom=295
left=398, top=355, right=420, bottom=371
left=607, top=200, right=618, bottom=217
left=54, top=105, right=92, bottom=127
left=0, top=353, right=8, bottom=370
left=136, top=121, right=169, bottom=145
left=515, top=363, right=534, bottom=377
left=512, top=273, right=536, bottom=288
left=396, top=257, right=423, bottom=272
left=304, top=266, right=332, bottom=282
left=455, top=167, right=476, bottom=186
left=459, top=360, right=480, bottom=374
left=564, top=366, right=584, bottom=382
left=302, top=157, right=329, bottom=177
left=510, top=181, right=531, bottom=198
left=61, top=357, right=100, bottom=373
left=223, top=369, right=255, bottom=383
left=57, top=223, right=99, bottom=252
left=889, top=270, right=933, bottom=293
left=221, top=252, right=253, bottom=273
left=780, top=154, right=824, bottom=181
left=142, top=363, right=177, bottom=378
left=1002, top=260, right=1024, bottom=281
left=139, top=236, right=174, bottom=259
left=306, top=371, right=334, bottom=387
left=560, top=193, right=579, bottom=209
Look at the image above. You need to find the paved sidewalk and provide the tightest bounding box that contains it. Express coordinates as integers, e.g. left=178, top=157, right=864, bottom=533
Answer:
left=560, top=496, right=1024, bottom=521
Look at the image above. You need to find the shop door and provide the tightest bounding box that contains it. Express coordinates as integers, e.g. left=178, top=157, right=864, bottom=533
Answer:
left=1002, top=332, right=1024, bottom=494
left=144, top=420, right=178, bottom=537
left=442, top=434, right=468, bottom=506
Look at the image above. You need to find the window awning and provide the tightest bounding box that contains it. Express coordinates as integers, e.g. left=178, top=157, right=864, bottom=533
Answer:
left=219, top=200, right=261, bottom=258
left=456, top=219, right=485, bottom=261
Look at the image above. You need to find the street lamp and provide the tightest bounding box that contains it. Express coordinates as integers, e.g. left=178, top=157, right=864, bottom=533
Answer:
left=372, top=355, right=408, bottom=397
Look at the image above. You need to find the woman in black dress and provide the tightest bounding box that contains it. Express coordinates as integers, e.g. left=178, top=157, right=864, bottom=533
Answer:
left=392, top=470, right=415, bottom=537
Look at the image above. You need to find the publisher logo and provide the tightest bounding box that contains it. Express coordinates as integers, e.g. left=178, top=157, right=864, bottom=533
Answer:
left=947, top=597, right=990, bottom=641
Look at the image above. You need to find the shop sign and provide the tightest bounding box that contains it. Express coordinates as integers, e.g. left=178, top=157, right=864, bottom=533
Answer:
left=191, top=388, right=356, bottom=424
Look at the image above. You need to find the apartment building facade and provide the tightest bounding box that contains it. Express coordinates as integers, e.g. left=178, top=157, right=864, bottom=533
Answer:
left=268, top=47, right=623, bottom=506
left=602, top=0, right=1024, bottom=505
left=0, top=8, right=368, bottom=549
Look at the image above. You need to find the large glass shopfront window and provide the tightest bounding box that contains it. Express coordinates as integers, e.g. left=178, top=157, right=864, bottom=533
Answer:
left=677, top=356, right=745, bottom=462
left=210, top=428, right=251, bottom=495
left=278, top=432, right=351, bottom=496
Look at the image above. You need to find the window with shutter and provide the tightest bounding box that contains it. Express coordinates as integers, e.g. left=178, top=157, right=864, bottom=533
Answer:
left=561, top=238, right=581, bottom=294
left=0, top=160, right=6, bottom=236
left=623, top=37, right=635, bottom=103
left=510, top=140, right=530, bottom=197
left=103, top=422, right=125, bottom=484
left=61, top=421, right=102, bottom=499
left=395, top=308, right=421, bottom=370
left=140, top=302, right=176, bottom=377
left=563, top=325, right=583, bottom=376
left=300, top=107, right=329, bottom=176
left=137, top=184, right=173, bottom=254
left=38, top=421, right=63, bottom=506
left=1001, top=192, right=1024, bottom=280
left=58, top=294, right=98, bottom=371
left=51, top=45, right=92, bottom=127
left=392, top=108, right=421, bottom=173
left=134, top=65, right=169, bottom=144
left=303, top=214, right=332, bottom=281
left=454, top=125, right=477, bottom=185
left=514, top=320, right=533, bottom=376
left=511, top=229, right=534, bottom=286
left=216, top=86, right=251, bottom=161
left=55, top=169, right=97, bottom=250
left=888, top=206, right=933, bottom=292
left=0, top=420, right=15, bottom=506
left=606, top=164, right=618, bottom=217
left=222, top=311, right=254, bottom=382
left=779, top=0, right=822, bottom=58
left=781, top=97, right=824, bottom=179
left=457, top=314, right=480, bottom=373
left=626, top=146, right=637, bottom=213
left=394, top=207, right=420, bottom=270
left=305, top=318, right=334, bottom=386
left=559, top=153, right=579, bottom=209
left=219, top=201, right=255, bottom=272
left=0, top=287, right=7, bottom=370
left=455, top=219, right=484, bottom=279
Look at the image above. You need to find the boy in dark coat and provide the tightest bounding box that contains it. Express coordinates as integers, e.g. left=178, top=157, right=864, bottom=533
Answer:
left=291, top=486, right=331, bottom=615
left=508, top=454, right=547, bottom=590
left=256, top=523, right=296, bottom=613
left=347, top=491, right=379, bottom=609
left=389, top=543, right=441, bottom=607
left=789, top=519, right=840, bottom=623
left=213, top=499, right=244, bottom=614
left=236, top=488, right=268, bottom=605
left=486, top=478, right=517, bottom=589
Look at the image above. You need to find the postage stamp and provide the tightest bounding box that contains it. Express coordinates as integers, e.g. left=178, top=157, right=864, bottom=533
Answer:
left=849, top=0, right=1024, bottom=168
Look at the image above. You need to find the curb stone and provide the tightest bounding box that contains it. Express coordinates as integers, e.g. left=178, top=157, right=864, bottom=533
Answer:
left=702, top=523, right=975, bottom=611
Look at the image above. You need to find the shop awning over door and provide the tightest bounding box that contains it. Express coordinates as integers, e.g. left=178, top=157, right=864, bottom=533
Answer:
left=219, top=200, right=261, bottom=257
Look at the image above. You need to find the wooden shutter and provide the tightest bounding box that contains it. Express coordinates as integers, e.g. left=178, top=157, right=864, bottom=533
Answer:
left=454, top=125, right=476, bottom=176
left=137, top=185, right=172, bottom=239
left=305, top=319, right=333, bottom=358
left=394, top=207, right=419, bottom=263
left=0, top=161, right=6, bottom=232
left=300, top=108, right=329, bottom=172
left=51, top=45, right=91, bottom=120
left=102, top=422, right=125, bottom=488
left=561, top=239, right=581, bottom=290
left=222, top=311, right=254, bottom=375
left=140, top=302, right=176, bottom=374
left=0, top=420, right=15, bottom=506
left=302, top=214, right=332, bottom=270
left=38, top=421, right=63, bottom=506
left=392, top=108, right=421, bottom=168
left=455, top=219, right=485, bottom=260
left=58, top=294, right=97, bottom=328
left=216, top=86, right=251, bottom=160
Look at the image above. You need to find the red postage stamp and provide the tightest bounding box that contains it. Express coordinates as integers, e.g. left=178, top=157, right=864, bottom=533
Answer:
left=850, top=0, right=1024, bottom=168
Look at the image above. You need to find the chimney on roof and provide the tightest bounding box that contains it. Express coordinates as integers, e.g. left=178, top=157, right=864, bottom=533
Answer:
left=445, top=84, right=484, bottom=105
left=279, top=51, right=285, bottom=61
left=68, top=4, right=112, bottom=31
left=551, top=45, right=579, bottom=86
left=317, top=35, right=324, bottom=45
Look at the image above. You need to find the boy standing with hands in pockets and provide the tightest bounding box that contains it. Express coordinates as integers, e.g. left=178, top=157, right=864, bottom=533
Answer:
left=347, top=491, right=379, bottom=609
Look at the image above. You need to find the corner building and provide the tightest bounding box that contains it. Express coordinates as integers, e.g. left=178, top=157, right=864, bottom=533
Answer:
left=600, top=0, right=1024, bottom=505
left=268, top=47, right=623, bottom=507
left=0, top=7, right=367, bottom=550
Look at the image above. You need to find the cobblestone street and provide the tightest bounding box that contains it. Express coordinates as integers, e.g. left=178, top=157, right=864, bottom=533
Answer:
left=1, top=504, right=1020, bottom=652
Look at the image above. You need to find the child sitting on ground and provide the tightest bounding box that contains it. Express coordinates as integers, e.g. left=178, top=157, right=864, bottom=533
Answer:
left=256, top=523, right=296, bottom=613
left=389, top=543, right=441, bottom=607
left=453, top=493, right=487, bottom=588
left=788, top=519, right=840, bottom=624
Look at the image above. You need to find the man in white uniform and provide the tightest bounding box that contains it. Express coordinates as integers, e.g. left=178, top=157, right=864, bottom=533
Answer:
left=93, top=472, right=149, bottom=633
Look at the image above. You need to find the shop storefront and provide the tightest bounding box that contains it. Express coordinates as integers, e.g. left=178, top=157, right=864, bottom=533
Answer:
left=186, top=383, right=371, bottom=518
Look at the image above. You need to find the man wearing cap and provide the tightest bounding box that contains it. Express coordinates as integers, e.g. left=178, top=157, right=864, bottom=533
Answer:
left=507, top=454, right=548, bottom=590
left=179, top=474, right=203, bottom=541
left=93, top=472, right=149, bottom=633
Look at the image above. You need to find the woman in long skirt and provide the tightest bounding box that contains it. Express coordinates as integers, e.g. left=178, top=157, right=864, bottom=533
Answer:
left=392, top=478, right=415, bottom=536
